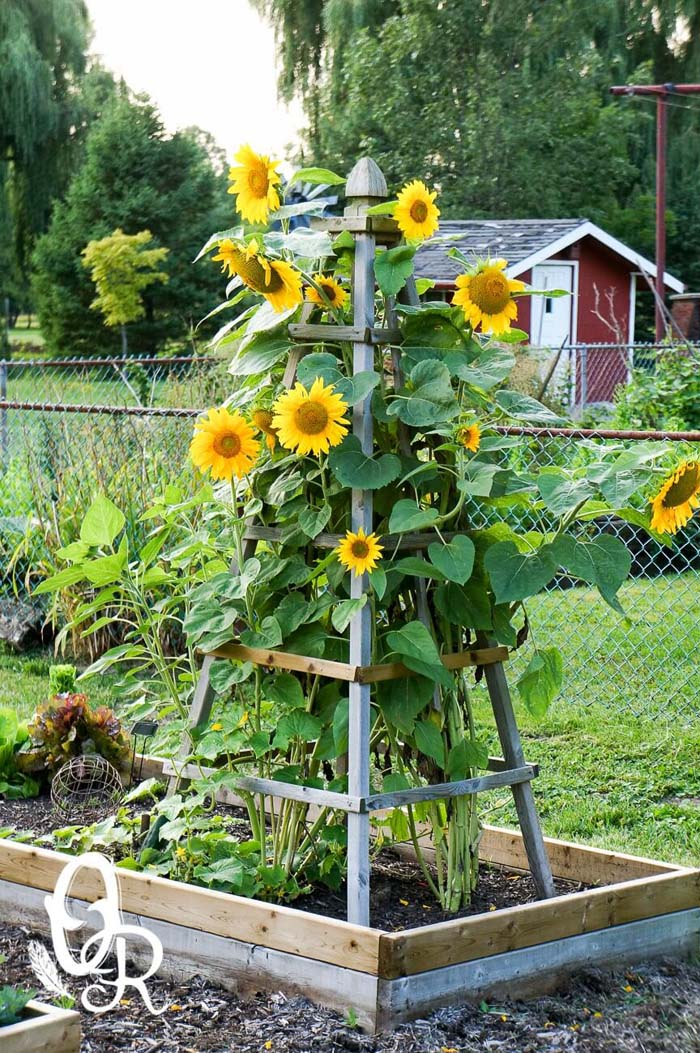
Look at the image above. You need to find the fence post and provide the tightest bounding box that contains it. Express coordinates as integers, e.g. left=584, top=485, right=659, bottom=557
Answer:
left=579, top=345, right=588, bottom=412
left=0, top=359, right=7, bottom=468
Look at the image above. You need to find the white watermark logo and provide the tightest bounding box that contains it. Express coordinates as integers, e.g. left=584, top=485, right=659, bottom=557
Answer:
left=40, top=851, right=166, bottom=1015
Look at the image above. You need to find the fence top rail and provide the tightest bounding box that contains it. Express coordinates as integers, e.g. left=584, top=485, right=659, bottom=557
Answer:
left=2, top=400, right=699, bottom=441
left=0, top=355, right=225, bottom=369
left=495, top=425, right=700, bottom=441
left=0, top=399, right=199, bottom=418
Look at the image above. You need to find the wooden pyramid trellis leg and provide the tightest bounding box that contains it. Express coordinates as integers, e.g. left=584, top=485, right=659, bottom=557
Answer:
left=169, top=158, right=555, bottom=922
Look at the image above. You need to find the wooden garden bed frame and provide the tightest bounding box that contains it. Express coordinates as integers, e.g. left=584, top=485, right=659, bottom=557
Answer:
left=1, top=824, right=697, bottom=1032
left=1, top=999, right=80, bottom=1053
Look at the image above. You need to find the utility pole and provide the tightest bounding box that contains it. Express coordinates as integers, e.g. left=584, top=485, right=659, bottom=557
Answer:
left=610, top=83, right=700, bottom=341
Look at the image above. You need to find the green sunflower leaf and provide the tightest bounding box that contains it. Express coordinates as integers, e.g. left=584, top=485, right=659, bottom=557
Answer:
left=484, top=540, right=560, bottom=603
left=516, top=647, right=564, bottom=717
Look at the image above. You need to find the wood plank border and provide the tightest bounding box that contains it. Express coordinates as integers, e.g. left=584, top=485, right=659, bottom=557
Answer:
left=0, top=839, right=382, bottom=974
left=0, top=879, right=380, bottom=1033
left=375, top=909, right=700, bottom=1029
left=480, top=825, right=681, bottom=883
left=377, top=868, right=700, bottom=978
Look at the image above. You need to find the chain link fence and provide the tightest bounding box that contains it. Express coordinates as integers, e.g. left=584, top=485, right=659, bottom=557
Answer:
left=1, top=354, right=698, bottom=721
left=534, top=341, right=700, bottom=414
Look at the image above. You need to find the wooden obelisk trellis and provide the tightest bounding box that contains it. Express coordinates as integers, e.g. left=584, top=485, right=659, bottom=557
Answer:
left=172, top=158, right=555, bottom=926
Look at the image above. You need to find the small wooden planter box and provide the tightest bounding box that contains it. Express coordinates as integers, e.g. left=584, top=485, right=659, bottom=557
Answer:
left=1, top=829, right=698, bottom=1032
left=1, top=999, right=80, bottom=1053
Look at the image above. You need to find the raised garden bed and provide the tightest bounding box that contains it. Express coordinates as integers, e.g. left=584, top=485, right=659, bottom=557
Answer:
left=0, top=823, right=697, bottom=1032
left=2, top=998, right=80, bottom=1053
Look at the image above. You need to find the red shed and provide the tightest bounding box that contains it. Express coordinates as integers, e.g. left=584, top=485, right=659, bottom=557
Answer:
left=414, top=219, right=684, bottom=403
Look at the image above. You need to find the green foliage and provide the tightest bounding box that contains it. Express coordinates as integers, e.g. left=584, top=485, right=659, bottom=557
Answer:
left=28, top=694, right=131, bottom=771
left=0, top=985, right=36, bottom=1027
left=32, top=95, right=229, bottom=356
left=614, top=351, right=700, bottom=432
left=48, top=664, right=77, bottom=696
left=82, top=228, right=169, bottom=332
left=0, top=707, right=39, bottom=800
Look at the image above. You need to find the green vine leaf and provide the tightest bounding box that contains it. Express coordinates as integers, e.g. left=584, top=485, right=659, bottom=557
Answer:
left=428, top=536, right=475, bottom=585
left=444, top=346, right=515, bottom=389
left=239, top=616, right=283, bottom=650
left=329, top=435, right=401, bottom=489
left=516, top=647, right=564, bottom=717
left=374, top=243, right=416, bottom=296
left=552, top=534, right=631, bottom=614
left=387, top=360, right=459, bottom=426
left=484, top=540, right=559, bottom=603
left=413, top=719, right=445, bottom=767
left=80, top=494, right=125, bottom=548
left=388, top=500, right=440, bottom=533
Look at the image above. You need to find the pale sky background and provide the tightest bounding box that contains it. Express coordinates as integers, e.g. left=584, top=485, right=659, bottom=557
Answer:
left=86, top=0, right=303, bottom=162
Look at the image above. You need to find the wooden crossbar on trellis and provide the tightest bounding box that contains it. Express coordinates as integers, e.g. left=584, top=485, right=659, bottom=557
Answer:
left=171, top=157, right=556, bottom=926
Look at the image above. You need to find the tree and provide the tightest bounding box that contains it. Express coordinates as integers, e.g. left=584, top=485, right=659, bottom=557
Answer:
left=32, top=95, right=230, bottom=356
left=0, top=0, right=91, bottom=294
left=257, top=0, right=700, bottom=291
left=82, top=229, right=170, bottom=355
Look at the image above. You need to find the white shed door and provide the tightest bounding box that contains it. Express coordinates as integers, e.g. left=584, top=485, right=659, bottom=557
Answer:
left=529, top=264, right=575, bottom=347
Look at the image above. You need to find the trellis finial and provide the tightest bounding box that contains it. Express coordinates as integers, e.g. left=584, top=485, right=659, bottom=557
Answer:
left=344, top=157, right=387, bottom=216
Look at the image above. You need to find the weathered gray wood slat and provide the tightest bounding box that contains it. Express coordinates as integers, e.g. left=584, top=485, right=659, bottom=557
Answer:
left=233, top=774, right=361, bottom=813
left=311, top=214, right=400, bottom=237
left=345, top=160, right=381, bottom=927
left=364, top=765, right=537, bottom=811
left=243, top=525, right=461, bottom=550
left=288, top=323, right=402, bottom=344
left=481, top=645, right=557, bottom=899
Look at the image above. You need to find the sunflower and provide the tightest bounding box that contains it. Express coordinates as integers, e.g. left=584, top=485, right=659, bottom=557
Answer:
left=190, top=407, right=260, bottom=480
left=456, top=422, right=481, bottom=453
left=306, top=274, right=349, bottom=311
left=211, top=238, right=303, bottom=313
left=272, top=377, right=349, bottom=456
left=252, top=407, right=278, bottom=452
left=394, top=180, right=440, bottom=240
left=336, top=528, right=384, bottom=577
left=227, top=144, right=281, bottom=224
left=452, top=258, right=525, bottom=336
left=650, top=461, right=700, bottom=534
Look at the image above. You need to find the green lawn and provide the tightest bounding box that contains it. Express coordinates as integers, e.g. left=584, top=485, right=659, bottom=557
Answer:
left=3, top=641, right=700, bottom=868
left=0, top=646, right=115, bottom=719
left=8, top=321, right=44, bottom=346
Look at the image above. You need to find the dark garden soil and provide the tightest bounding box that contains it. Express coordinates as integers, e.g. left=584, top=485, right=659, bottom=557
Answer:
left=0, top=792, right=585, bottom=931
left=2, top=921, right=700, bottom=1052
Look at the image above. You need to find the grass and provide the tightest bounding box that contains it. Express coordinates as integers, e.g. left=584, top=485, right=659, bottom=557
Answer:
left=8, top=318, right=44, bottom=346
left=0, top=646, right=115, bottom=719
left=2, top=643, right=699, bottom=869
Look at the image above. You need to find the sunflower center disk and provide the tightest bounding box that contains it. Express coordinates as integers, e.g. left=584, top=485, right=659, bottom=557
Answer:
left=214, top=433, right=242, bottom=457
left=469, top=271, right=511, bottom=314
left=351, top=541, right=370, bottom=559
left=253, top=410, right=275, bottom=434
left=410, top=200, right=429, bottom=223
left=321, top=284, right=337, bottom=302
left=236, top=255, right=284, bottom=294
left=295, top=401, right=330, bottom=435
left=663, top=463, right=700, bottom=507
left=248, top=168, right=269, bottom=196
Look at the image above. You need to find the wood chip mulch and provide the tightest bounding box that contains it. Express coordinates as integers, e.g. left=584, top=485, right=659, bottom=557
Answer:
left=3, top=924, right=700, bottom=1052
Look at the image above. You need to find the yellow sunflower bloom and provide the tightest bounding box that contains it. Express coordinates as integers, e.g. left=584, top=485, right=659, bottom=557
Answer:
left=227, top=144, right=281, bottom=224
left=456, top=422, right=481, bottom=453
left=252, top=407, right=278, bottom=452
left=306, top=274, right=349, bottom=311
left=272, top=377, right=349, bottom=456
left=394, top=180, right=440, bottom=240
left=190, top=407, right=260, bottom=480
left=452, top=258, right=525, bottom=336
left=211, top=239, right=302, bottom=313
left=650, top=461, right=700, bottom=534
left=336, top=528, right=384, bottom=577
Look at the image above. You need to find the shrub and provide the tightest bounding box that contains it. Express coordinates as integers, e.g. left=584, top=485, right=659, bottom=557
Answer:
left=614, top=349, right=700, bottom=431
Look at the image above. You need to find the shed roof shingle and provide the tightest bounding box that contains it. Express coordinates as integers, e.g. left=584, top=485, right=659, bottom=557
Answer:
left=414, top=218, right=586, bottom=283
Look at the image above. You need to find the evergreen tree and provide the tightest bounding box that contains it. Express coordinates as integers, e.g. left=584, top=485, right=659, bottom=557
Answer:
left=32, top=95, right=230, bottom=356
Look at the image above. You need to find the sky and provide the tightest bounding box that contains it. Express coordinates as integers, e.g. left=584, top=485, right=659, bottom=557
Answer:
left=86, top=0, right=303, bottom=163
